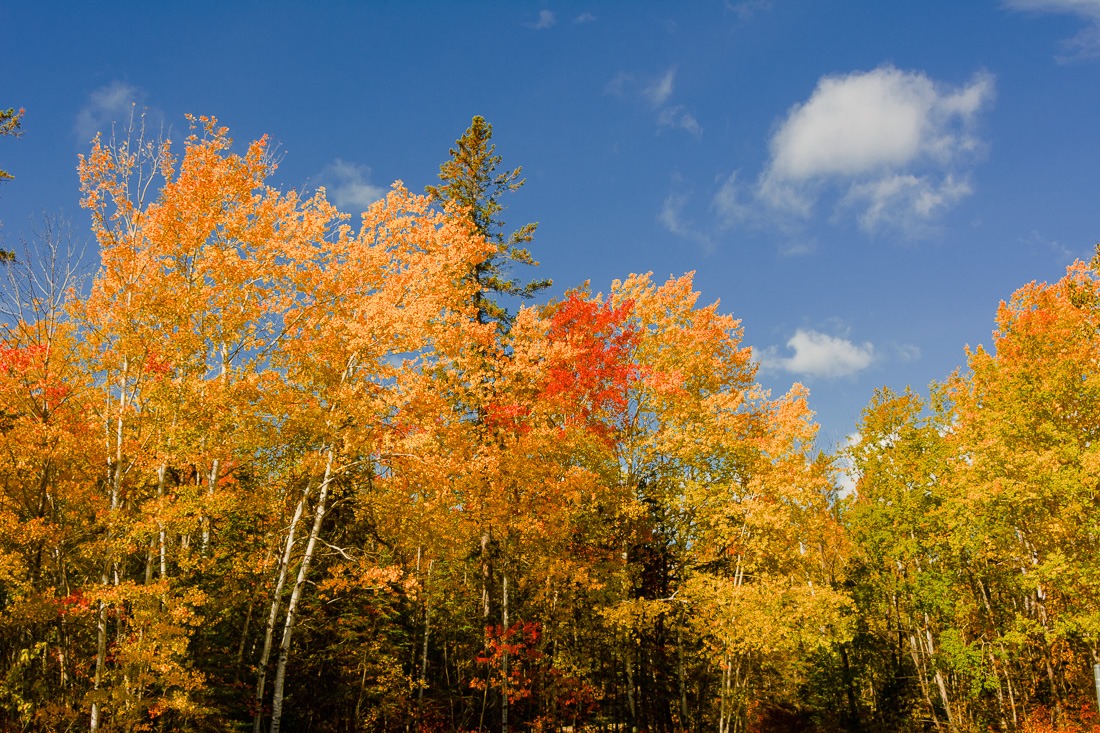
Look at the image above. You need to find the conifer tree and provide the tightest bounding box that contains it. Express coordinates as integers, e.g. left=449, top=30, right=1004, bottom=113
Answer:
left=427, top=115, right=550, bottom=326
left=0, top=107, right=22, bottom=185
left=0, top=107, right=23, bottom=261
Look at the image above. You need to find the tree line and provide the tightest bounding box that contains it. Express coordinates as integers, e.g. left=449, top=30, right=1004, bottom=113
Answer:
left=0, top=112, right=1097, bottom=733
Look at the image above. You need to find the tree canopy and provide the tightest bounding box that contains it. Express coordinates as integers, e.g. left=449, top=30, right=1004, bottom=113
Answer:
left=0, top=113, right=1098, bottom=733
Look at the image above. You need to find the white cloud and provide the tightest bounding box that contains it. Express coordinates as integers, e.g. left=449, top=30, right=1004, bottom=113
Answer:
left=74, top=81, right=145, bottom=142
left=842, top=172, right=972, bottom=233
left=574, top=11, right=597, bottom=23
left=722, top=65, right=994, bottom=236
left=657, top=105, right=702, bottom=137
left=643, top=68, right=676, bottom=107
left=766, top=68, right=990, bottom=181
left=1006, top=0, right=1100, bottom=56
left=318, top=159, right=384, bottom=212
left=526, top=10, right=556, bottom=29
left=764, top=329, right=874, bottom=378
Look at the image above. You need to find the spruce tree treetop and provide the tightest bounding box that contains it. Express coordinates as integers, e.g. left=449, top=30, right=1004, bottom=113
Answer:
left=0, top=107, right=23, bottom=185
left=0, top=107, right=24, bottom=262
left=427, top=115, right=550, bottom=327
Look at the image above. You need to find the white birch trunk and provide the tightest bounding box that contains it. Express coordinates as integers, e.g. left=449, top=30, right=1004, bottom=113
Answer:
left=252, top=484, right=310, bottom=733
left=269, top=447, right=335, bottom=733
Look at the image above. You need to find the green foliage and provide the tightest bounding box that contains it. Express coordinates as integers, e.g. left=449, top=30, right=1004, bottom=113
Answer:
left=0, top=107, right=22, bottom=184
left=427, top=115, right=550, bottom=327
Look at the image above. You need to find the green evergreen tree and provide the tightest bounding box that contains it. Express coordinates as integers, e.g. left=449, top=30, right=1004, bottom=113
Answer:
left=0, top=107, right=24, bottom=262
left=427, top=115, right=550, bottom=326
left=0, top=107, right=23, bottom=184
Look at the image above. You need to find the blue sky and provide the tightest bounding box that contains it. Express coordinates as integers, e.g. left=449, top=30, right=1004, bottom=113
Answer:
left=3, top=1, right=1099, bottom=447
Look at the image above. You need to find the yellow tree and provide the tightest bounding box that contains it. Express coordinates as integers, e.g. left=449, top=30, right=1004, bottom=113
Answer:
left=77, top=115, right=361, bottom=730
left=584, top=273, right=852, bottom=733
left=847, top=257, right=1100, bottom=732
left=254, top=182, right=490, bottom=733
left=949, top=259, right=1100, bottom=727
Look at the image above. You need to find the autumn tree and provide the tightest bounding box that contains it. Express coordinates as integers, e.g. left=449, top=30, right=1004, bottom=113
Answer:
left=77, top=114, right=305, bottom=731
left=0, top=220, right=96, bottom=731
left=948, top=259, right=1100, bottom=729
left=846, top=256, right=1100, bottom=732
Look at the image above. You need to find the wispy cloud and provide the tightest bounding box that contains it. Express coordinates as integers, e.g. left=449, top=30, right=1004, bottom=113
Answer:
left=318, top=159, right=384, bottom=213
left=894, top=343, right=922, bottom=363
left=657, top=105, right=702, bottom=138
left=74, top=81, right=149, bottom=143
left=574, top=11, right=597, bottom=23
left=842, top=173, right=972, bottom=235
left=1005, top=0, right=1100, bottom=58
left=1022, top=229, right=1081, bottom=262
left=658, top=191, right=712, bottom=249
left=607, top=66, right=702, bottom=138
left=725, top=0, right=772, bottom=20
left=716, top=65, right=994, bottom=237
left=761, top=329, right=875, bottom=379
left=525, top=10, right=556, bottom=29
left=643, top=68, right=676, bottom=107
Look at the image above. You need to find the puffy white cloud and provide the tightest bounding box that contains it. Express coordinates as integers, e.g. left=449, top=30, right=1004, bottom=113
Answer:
left=765, top=329, right=874, bottom=378
left=318, top=159, right=384, bottom=212
left=720, top=65, right=994, bottom=236
left=766, top=67, right=991, bottom=183
left=74, top=81, right=145, bottom=142
left=525, top=10, right=556, bottom=29
left=574, top=12, right=597, bottom=23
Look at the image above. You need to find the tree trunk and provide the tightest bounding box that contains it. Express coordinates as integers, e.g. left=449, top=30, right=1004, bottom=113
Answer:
left=419, top=560, right=432, bottom=703
left=201, top=458, right=219, bottom=555
left=270, top=447, right=335, bottom=733
left=91, top=366, right=127, bottom=733
left=677, top=623, right=688, bottom=730
left=158, top=465, right=168, bottom=580
left=478, top=528, right=492, bottom=732
left=923, top=615, right=954, bottom=730
left=907, top=631, right=941, bottom=730
left=253, top=483, right=310, bottom=733
left=502, top=572, right=509, bottom=733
